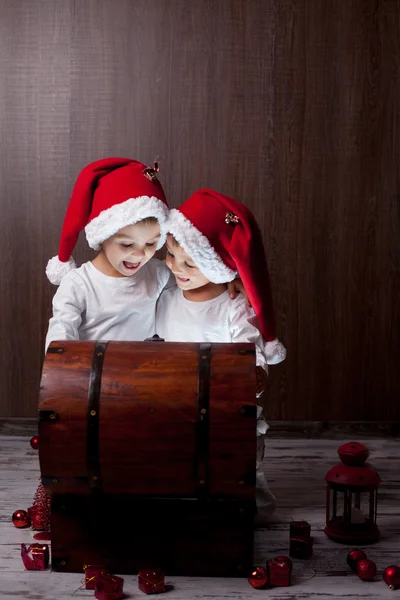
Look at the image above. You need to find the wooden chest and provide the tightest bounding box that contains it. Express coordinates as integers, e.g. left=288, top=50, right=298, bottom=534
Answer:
left=51, top=494, right=255, bottom=576
left=39, top=340, right=257, bottom=499
left=38, top=340, right=257, bottom=575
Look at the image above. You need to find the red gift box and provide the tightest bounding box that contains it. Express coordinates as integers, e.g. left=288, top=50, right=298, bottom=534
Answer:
left=289, top=536, right=314, bottom=559
left=83, top=564, right=108, bottom=589
left=94, top=573, right=124, bottom=600
left=138, top=568, right=165, bottom=594
left=21, top=543, right=50, bottom=570
left=290, top=520, right=311, bottom=538
left=267, top=558, right=291, bottom=587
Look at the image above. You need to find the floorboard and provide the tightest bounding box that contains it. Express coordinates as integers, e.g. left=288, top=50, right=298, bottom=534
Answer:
left=1, top=435, right=399, bottom=599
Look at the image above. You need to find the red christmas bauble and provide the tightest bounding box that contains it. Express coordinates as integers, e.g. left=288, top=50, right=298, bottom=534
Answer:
left=30, top=436, right=39, bottom=450
left=248, top=566, right=268, bottom=589
left=12, top=509, right=30, bottom=528
left=274, top=555, right=293, bottom=572
left=383, top=565, right=400, bottom=590
left=356, top=559, right=377, bottom=581
left=347, top=549, right=367, bottom=572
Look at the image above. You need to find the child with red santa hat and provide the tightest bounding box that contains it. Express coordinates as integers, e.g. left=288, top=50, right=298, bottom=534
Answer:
left=156, top=188, right=286, bottom=524
left=45, top=157, right=172, bottom=349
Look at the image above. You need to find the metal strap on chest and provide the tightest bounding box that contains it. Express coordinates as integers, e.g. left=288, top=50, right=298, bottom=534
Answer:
left=196, top=343, right=212, bottom=499
left=87, top=341, right=108, bottom=492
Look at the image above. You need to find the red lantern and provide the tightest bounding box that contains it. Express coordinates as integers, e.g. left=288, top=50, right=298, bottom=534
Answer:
left=324, top=442, right=380, bottom=544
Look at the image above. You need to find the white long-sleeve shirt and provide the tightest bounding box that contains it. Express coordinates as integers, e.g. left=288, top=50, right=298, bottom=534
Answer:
left=45, top=258, right=170, bottom=349
left=155, top=286, right=286, bottom=369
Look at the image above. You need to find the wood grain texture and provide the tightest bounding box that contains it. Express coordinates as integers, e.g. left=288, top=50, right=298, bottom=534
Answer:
left=1, top=435, right=400, bottom=598
left=0, top=0, right=399, bottom=419
left=39, top=340, right=257, bottom=497
left=0, top=0, right=71, bottom=417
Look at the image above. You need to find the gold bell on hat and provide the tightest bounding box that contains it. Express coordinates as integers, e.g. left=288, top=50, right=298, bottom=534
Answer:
left=142, top=161, right=159, bottom=182
left=225, top=212, right=240, bottom=224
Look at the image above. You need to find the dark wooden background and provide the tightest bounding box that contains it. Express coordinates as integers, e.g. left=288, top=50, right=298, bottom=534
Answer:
left=0, top=0, right=398, bottom=420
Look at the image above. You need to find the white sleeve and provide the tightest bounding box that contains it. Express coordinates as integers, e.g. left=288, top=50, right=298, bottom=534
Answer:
left=45, top=275, right=86, bottom=351
left=229, top=297, right=287, bottom=367
left=229, top=298, right=268, bottom=370
left=230, top=299, right=271, bottom=437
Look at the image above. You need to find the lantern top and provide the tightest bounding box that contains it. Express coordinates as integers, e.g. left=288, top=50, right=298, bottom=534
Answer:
left=337, top=442, right=369, bottom=466
left=325, top=442, right=380, bottom=488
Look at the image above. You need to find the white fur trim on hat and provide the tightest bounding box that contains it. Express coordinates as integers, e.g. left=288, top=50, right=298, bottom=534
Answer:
left=85, top=196, right=168, bottom=250
left=165, top=209, right=237, bottom=284
left=46, top=256, right=77, bottom=285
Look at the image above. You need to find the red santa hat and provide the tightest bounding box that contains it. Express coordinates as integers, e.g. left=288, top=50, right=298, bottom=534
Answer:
left=46, top=157, right=169, bottom=285
left=166, top=189, right=286, bottom=364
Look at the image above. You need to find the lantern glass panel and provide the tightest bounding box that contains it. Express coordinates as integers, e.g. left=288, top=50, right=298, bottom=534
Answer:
left=329, top=488, right=345, bottom=520
left=350, top=491, right=371, bottom=524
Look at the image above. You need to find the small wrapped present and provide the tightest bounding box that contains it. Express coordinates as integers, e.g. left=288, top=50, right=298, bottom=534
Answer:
left=267, top=557, right=291, bottom=587
left=83, top=564, right=108, bottom=589
left=289, top=535, right=314, bottom=559
left=21, top=543, right=50, bottom=570
left=289, top=520, right=311, bottom=538
left=138, top=568, right=165, bottom=594
left=94, top=573, right=124, bottom=600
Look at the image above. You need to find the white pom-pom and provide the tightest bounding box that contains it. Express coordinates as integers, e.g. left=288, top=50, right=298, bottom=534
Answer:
left=46, top=256, right=77, bottom=285
left=264, top=338, right=287, bottom=365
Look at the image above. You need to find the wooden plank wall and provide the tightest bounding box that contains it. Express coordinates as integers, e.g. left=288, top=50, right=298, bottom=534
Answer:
left=0, top=0, right=398, bottom=419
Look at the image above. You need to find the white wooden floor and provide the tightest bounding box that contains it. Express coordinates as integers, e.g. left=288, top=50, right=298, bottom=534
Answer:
left=1, top=434, right=399, bottom=599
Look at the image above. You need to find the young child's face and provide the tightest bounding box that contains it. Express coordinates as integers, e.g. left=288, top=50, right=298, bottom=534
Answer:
left=165, top=234, right=210, bottom=291
left=102, top=220, right=160, bottom=277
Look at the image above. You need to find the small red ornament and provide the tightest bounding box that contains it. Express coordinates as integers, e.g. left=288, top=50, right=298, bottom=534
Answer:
left=95, top=573, right=124, bottom=600
left=21, top=543, right=49, bottom=570
left=383, top=565, right=400, bottom=590
left=83, top=564, right=108, bottom=589
left=273, top=555, right=293, bottom=571
left=248, top=566, right=268, bottom=589
left=347, top=548, right=367, bottom=572
left=356, top=559, right=377, bottom=581
left=267, top=557, right=291, bottom=586
left=12, top=509, right=30, bottom=528
left=30, top=436, right=39, bottom=450
left=138, top=568, right=166, bottom=594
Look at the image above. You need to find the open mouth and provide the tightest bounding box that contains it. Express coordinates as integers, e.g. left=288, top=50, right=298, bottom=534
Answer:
left=176, top=276, right=190, bottom=283
left=123, top=261, right=141, bottom=270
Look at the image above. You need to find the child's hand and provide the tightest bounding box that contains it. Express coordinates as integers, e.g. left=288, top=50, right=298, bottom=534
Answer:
left=227, top=277, right=251, bottom=306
